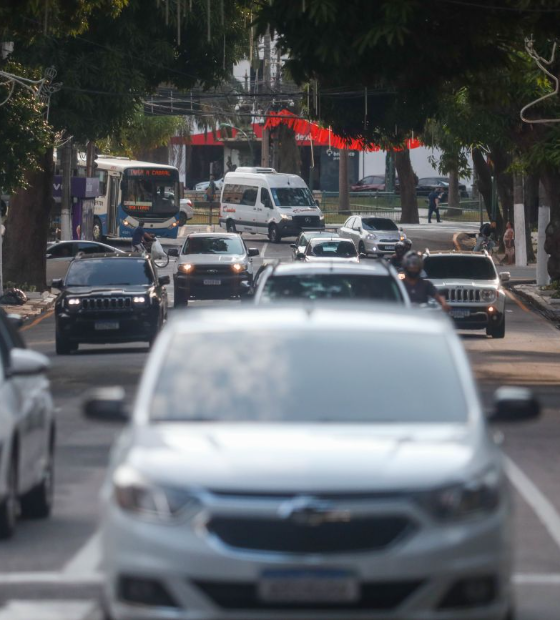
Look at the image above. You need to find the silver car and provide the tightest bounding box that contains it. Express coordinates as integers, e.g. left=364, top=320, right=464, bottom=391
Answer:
left=87, top=305, right=538, bottom=620
left=339, top=216, right=406, bottom=257
left=47, top=240, right=124, bottom=282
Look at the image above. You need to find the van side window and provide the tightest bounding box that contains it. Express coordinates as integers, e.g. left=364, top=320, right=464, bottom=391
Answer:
left=261, top=188, right=273, bottom=209
left=223, top=183, right=243, bottom=204
left=240, top=186, right=258, bottom=206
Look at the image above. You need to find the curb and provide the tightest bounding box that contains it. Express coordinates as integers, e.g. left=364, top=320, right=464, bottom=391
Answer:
left=512, top=285, right=560, bottom=322
left=0, top=293, right=58, bottom=321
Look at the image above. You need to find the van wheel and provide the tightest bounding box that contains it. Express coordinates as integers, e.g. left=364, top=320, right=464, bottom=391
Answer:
left=226, top=219, right=236, bottom=233
left=0, top=456, right=18, bottom=539
left=269, top=224, right=281, bottom=243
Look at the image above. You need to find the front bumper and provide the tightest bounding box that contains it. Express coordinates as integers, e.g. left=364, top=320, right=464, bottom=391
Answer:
left=278, top=219, right=325, bottom=236
left=364, top=240, right=400, bottom=255
left=174, top=273, right=252, bottom=300
left=56, top=308, right=160, bottom=344
left=448, top=306, right=504, bottom=330
left=102, top=499, right=512, bottom=620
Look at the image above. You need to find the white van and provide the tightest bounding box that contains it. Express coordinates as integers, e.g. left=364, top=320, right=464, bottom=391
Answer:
left=219, top=167, right=325, bottom=242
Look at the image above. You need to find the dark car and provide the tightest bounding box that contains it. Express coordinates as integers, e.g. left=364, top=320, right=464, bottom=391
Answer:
left=416, top=177, right=469, bottom=202
left=53, top=254, right=169, bottom=354
left=170, top=233, right=259, bottom=306
left=350, top=175, right=386, bottom=192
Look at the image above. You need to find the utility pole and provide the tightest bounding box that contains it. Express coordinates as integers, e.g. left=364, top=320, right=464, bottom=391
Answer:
left=339, top=149, right=350, bottom=214
left=60, top=138, right=73, bottom=240
left=261, top=28, right=271, bottom=168
left=513, top=170, right=527, bottom=267
left=86, top=140, right=96, bottom=177
left=537, top=181, right=551, bottom=286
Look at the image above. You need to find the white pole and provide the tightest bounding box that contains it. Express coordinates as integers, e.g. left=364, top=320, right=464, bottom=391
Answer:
left=537, top=206, right=551, bottom=286
left=513, top=171, right=527, bottom=267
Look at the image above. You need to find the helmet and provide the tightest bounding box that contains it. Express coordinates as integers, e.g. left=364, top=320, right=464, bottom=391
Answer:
left=394, top=241, right=406, bottom=256
left=402, top=251, right=423, bottom=277
left=402, top=238, right=412, bottom=251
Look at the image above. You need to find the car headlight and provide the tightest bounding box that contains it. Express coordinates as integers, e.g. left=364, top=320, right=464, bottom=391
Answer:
left=417, top=468, right=501, bottom=521
left=366, top=234, right=377, bottom=241
left=133, top=296, right=147, bottom=304
left=231, top=263, right=247, bottom=273
left=400, top=235, right=405, bottom=241
left=280, top=214, right=292, bottom=220
left=319, top=214, right=325, bottom=220
left=67, top=298, right=81, bottom=307
left=113, top=466, right=203, bottom=521
left=481, top=289, right=497, bottom=303
left=178, top=263, right=194, bottom=274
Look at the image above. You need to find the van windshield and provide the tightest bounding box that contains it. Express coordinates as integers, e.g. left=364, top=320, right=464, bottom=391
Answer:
left=271, top=187, right=316, bottom=208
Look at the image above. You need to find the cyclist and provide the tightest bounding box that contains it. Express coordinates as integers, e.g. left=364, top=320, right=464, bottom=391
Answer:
left=131, top=220, right=154, bottom=253
left=474, top=220, right=497, bottom=252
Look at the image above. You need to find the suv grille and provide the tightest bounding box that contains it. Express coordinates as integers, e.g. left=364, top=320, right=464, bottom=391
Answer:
left=440, top=288, right=481, bottom=303
left=194, top=265, right=235, bottom=275
left=206, top=515, right=412, bottom=554
left=293, top=215, right=322, bottom=228
left=81, top=297, right=132, bottom=311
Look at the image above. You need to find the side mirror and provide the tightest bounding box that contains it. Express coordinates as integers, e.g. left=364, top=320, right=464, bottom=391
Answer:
left=290, top=244, right=297, bottom=249
left=158, top=275, right=171, bottom=286
left=83, top=387, right=129, bottom=422
left=9, top=349, right=50, bottom=376
left=248, top=248, right=260, bottom=257
left=51, top=278, right=63, bottom=289
left=296, top=252, right=305, bottom=260
left=167, top=248, right=179, bottom=258
left=499, top=272, right=510, bottom=283
left=489, top=387, right=540, bottom=423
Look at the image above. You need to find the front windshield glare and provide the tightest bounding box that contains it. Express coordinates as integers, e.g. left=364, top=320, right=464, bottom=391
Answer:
left=362, top=218, right=398, bottom=231
left=65, top=260, right=153, bottom=286
left=183, top=237, right=244, bottom=255
left=271, top=187, right=315, bottom=207
left=424, top=257, right=497, bottom=280
left=151, top=331, right=468, bottom=423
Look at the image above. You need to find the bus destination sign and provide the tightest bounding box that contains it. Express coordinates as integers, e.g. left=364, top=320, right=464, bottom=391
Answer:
left=126, top=168, right=172, bottom=177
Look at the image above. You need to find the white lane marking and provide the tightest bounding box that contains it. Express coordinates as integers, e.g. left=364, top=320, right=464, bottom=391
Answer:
left=0, top=600, right=97, bottom=620
left=62, top=531, right=102, bottom=576
left=505, top=456, right=560, bottom=553
left=0, top=573, right=102, bottom=585
left=261, top=243, right=268, bottom=259
left=514, top=573, right=560, bottom=585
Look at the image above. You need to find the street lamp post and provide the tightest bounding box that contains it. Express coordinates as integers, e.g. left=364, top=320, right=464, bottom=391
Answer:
left=221, top=123, right=256, bottom=166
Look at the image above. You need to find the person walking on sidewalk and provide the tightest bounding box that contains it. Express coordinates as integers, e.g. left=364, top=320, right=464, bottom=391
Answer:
left=428, top=187, right=443, bottom=223
left=503, top=221, right=515, bottom=265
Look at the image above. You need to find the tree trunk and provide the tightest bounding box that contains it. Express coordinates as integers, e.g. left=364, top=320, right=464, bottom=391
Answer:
left=448, top=167, right=460, bottom=208
left=472, top=148, right=492, bottom=216
left=490, top=145, right=510, bottom=234
left=395, top=149, right=419, bottom=224
left=338, top=148, right=350, bottom=214
left=276, top=125, right=301, bottom=175
left=540, top=167, right=560, bottom=223
left=2, top=149, right=54, bottom=290
left=524, top=173, right=539, bottom=226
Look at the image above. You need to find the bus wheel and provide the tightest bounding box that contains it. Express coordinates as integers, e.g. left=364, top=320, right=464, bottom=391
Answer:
left=177, top=212, right=187, bottom=227
left=226, top=219, right=236, bottom=233
left=93, top=217, right=104, bottom=242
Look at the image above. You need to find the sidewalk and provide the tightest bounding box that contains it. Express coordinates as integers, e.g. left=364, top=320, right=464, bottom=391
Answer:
left=0, top=291, right=57, bottom=321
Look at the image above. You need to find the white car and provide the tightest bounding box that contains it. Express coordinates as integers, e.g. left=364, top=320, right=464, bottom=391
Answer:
left=0, top=309, right=56, bottom=538
left=299, top=237, right=359, bottom=263
left=179, top=198, right=195, bottom=224
left=195, top=178, right=224, bottom=192
left=87, top=305, right=538, bottom=620
left=46, top=240, right=125, bottom=282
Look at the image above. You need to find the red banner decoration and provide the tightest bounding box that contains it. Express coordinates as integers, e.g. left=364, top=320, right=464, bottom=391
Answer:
left=264, top=110, right=422, bottom=152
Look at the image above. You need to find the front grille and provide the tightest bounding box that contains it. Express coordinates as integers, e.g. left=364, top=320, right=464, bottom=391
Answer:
left=193, top=579, right=424, bottom=610
left=206, top=515, right=412, bottom=554
left=440, top=288, right=481, bottom=302
left=194, top=265, right=235, bottom=275
left=379, top=238, right=398, bottom=243
left=293, top=215, right=322, bottom=228
left=81, top=296, right=132, bottom=311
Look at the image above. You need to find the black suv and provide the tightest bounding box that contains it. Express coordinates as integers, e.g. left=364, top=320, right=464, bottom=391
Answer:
left=53, top=254, right=169, bottom=354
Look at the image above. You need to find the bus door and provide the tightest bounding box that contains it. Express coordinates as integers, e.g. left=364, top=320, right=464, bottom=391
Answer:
left=107, top=173, right=120, bottom=236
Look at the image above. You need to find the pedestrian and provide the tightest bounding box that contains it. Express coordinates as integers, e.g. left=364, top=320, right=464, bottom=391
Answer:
left=131, top=220, right=154, bottom=252
left=474, top=220, right=497, bottom=252
left=206, top=175, right=217, bottom=202
left=503, top=221, right=515, bottom=265
left=427, top=187, right=443, bottom=223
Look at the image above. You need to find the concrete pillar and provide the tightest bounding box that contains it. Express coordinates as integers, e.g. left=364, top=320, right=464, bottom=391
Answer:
left=513, top=172, right=527, bottom=266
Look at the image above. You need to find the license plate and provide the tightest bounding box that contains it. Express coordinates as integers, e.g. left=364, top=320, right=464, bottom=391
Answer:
left=258, top=569, right=359, bottom=604
left=203, top=279, right=222, bottom=286
left=450, top=309, right=470, bottom=319
left=94, top=320, right=119, bottom=331
left=383, top=245, right=395, bottom=251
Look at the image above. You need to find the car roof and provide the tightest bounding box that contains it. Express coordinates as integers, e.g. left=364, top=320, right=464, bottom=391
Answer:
left=186, top=232, right=240, bottom=238
left=167, top=304, right=451, bottom=338
left=269, top=261, right=393, bottom=276
left=308, top=236, right=351, bottom=245
left=425, top=251, right=491, bottom=258
left=72, top=252, right=147, bottom=260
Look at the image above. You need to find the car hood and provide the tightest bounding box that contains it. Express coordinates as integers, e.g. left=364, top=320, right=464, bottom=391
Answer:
left=428, top=278, right=499, bottom=288
left=305, top=256, right=359, bottom=263
left=63, top=285, right=151, bottom=295
left=123, top=423, right=488, bottom=492
left=179, top=254, right=246, bottom=265
left=369, top=231, right=401, bottom=239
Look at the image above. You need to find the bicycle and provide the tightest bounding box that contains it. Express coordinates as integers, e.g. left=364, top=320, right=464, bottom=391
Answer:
left=133, top=238, right=170, bottom=268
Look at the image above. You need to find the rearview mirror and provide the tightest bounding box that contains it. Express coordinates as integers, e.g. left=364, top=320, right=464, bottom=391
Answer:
left=83, top=387, right=129, bottom=422
left=167, top=248, right=179, bottom=257
left=499, top=272, right=510, bottom=283
left=489, top=387, right=540, bottom=423
left=158, top=275, right=171, bottom=286
left=51, top=278, right=63, bottom=289
left=9, top=349, right=50, bottom=377
left=248, top=248, right=260, bottom=257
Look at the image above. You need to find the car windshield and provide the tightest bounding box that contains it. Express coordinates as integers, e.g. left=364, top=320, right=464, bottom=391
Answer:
left=300, top=232, right=338, bottom=246
left=183, top=236, right=244, bottom=255
left=151, top=330, right=467, bottom=423
left=309, top=240, right=357, bottom=257
left=261, top=274, right=403, bottom=302
left=362, top=218, right=398, bottom=231
left=271, top=187, right=315, bottom=208
left=424, top=256, right=497, bottom=280
left=65, top=259, right=153, bottom=286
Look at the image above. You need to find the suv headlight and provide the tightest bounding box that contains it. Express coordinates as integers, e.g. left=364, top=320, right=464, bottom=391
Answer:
left=67, top=298, right=81, bottom=307
left=416, top=468, right=501, bottom=521
left=280, top=214, right=293, bottom=220
left=231, top=263, right=247, bottom=273
left=133, top=296, right=147, bottom=304
left=178, top=263, right=194, bottom=274
left=481, top=289, right=497, bottom=303
left=113, top=466, right=202, bottom=521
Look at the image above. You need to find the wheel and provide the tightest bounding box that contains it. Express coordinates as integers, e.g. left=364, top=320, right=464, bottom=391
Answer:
left=153, top=253, right=169, bottom=268
left=268, top=223, right=281, bottom=243
left=20, top=438, right=54, bottom=519
left=487, top=317, right=506, bottom=339
left=177, top=212, right=187, bottom=227
left=174, top=287, right=189, bottom=307
left=56, top=332, right=77, bottom=355
left=0, top=455, right=18, bottom=539
left=226, top=219, right=236, bottom=233
left=358, top=241, right=366, bottom=255
left=93, top=217, right=105, bottom=242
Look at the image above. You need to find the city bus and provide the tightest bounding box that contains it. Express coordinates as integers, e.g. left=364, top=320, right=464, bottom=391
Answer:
left=93, top=157, right=182, bottom=240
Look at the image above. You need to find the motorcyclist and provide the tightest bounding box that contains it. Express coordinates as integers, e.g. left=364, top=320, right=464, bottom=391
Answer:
left=402, top=237, right=412, bottom=252
left=402, top=251, right=450, bottom=311
left=387, top=241, right=407, bottom=269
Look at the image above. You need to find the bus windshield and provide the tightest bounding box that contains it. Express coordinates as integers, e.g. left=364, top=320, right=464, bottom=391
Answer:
left=121, top=168, right=180, bottom=219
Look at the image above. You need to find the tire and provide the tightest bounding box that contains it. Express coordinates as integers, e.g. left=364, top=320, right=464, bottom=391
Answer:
left=174, top=287, right=189, bottom=307
left=177, top=212, right=187, bottom=227
left=153, top=253, right=169, bottom=268
left=20, top=437, right=54, bottom=519
left=358, top=241, right=366, bottom=255
left=93, top=217, right=105, bottom=242
left=0, top=454, right=18, bottom=539
left=56, top=332, right=77, bottom=355
left=226, top=219, right=236, bottom=233
left=268, top=223, right=281, bottom=243
left=487, top=317, right=506, bottom=339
